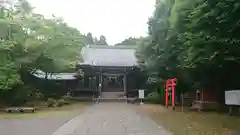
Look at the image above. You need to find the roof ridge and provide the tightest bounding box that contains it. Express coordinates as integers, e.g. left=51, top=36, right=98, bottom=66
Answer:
left=86, top=44, right=136, bottom=49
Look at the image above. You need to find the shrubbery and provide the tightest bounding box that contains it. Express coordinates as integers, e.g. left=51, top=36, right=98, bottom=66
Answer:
left=145, top=91, right=160, bottom=104
left=56, top=99, right=65, bottom=107
left=62, top=95, right=72, bottom=100
left=1, top=85, right=45, bottom=106
left=47, top=94, right=72, bottom=107
left=61, top=93, right=72, bottom=105
left=47, top=98, right=57, bottom=107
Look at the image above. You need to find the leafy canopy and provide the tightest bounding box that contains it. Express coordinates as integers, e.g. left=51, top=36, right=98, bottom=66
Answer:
left=136, top=0, right=240, bottom=93
left=0, top=0, right=86, bottom=91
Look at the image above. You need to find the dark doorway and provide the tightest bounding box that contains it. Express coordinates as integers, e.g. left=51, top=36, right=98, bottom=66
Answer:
left=102, top=74, right=123, bottom=92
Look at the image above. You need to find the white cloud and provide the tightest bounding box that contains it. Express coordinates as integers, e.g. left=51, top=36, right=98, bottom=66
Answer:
left=29, top=0, right=155, bottom=44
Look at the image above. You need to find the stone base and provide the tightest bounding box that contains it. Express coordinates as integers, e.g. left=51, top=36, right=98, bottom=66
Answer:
left=4, top=107, right=35, bottom=113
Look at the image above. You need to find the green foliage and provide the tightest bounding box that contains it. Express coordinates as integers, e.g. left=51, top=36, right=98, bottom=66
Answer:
left=136, top=0, right=175, bottom=81
left=0, top=0, right=88, bottom=94
left=136, top=0, right=240, bottom=100
left=95, top=35, right=108, bottom=45
left=115, top=37, right=144, bottom=45
left=0, top=65, right=22, bottom=90
left=47, top=98, right=56, bottom=107
left=83, top=33, right=108, bottom=45
left=62, top=94, right=72, bottom=105
left=47, top=96, right=71, bottom=107
left=62, top=94, right=72, bottom=100
left=35, top=91, right=44, bottom=100
left=1, top=85, right=39, bottom=106
left=85, top=32, right=94, bottom=44
left=56, top=99, right=65, bottom=107
left=145, top=91, right=160, bottom=104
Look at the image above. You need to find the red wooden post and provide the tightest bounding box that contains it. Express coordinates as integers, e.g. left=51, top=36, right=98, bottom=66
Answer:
left=165, top=80, right=169, bottom=107
left=171, top=79, right=175, bottom=109
left=165, top=78, right=177, bottom=109
left=171, top=78, right=177, bottom=110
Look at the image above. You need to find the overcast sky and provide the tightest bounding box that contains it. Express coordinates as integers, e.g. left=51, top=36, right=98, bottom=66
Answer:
left=28, top=0, right=155, bottom=45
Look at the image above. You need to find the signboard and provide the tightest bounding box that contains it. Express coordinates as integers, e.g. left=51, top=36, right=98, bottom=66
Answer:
left=225, top=90, right=240, bottom=105
left=138, top=90, right=144, bottom=99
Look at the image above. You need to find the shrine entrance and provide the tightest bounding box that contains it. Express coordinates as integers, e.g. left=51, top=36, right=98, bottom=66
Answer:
left=102, top=74, right=124, bottom=92
left=73, top=45, right=148, bottom=100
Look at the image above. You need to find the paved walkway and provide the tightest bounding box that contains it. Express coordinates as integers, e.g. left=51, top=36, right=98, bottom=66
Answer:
left=52, top=103, right=171, bottom=135
left=0, top=118, right=70, bottom=135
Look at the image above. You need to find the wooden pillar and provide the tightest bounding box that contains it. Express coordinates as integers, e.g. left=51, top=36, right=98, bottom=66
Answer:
left=172, top=81, right=175, bottom=110
left=165, top=80, right=169, bottom=107
left=99, top=68, right=103, bottom=94
left=84, top=75, right=89, bottom=88
left=96, top=75, right=99, bottom=88
left=123, top=73, right=127, bottom=96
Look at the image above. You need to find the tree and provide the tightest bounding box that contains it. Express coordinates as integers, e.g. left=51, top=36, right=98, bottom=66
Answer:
left=95, top=35, right=108, bottom=45
left=136, top=0, right=240, bottom=102
left=115, top=37, right=143, bottom=45
left=136, top=0, right=174, bottom=80
left=180, top=0, right=240, bottom=91
left=93, top=37, right=98, bottom=44
left=85, top=32, right=94, bottom=45
left=0, top=0, right=86, bottom=93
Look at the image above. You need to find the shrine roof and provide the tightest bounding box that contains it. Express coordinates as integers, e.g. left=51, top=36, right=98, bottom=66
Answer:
left=80, top=45, right=137, bottom=67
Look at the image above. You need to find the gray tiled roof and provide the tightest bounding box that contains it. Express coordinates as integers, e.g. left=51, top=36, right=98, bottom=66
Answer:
left=33, top=70, right=77, bottom=80
left=81, top=45, right=137, bottom=67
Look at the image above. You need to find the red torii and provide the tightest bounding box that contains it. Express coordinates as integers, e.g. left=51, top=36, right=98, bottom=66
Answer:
left=165, top=78, right=177, bottom=110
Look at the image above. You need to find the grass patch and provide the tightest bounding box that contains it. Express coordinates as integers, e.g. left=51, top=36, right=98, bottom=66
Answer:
left=0, top=103, right=89, bottom=119
left=138, top=104, right=240, bottom=135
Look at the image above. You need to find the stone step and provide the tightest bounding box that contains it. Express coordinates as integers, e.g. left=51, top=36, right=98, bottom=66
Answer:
left=97, top=97, right=127, bottom=103
left=101, top=92, right=125, bottom=98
